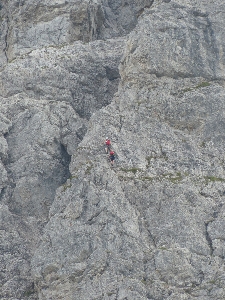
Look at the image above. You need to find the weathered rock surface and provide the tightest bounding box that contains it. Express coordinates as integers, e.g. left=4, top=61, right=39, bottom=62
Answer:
left=0, top=96, right=86, bottom=299
left=1, top=0, right=225, bottom=299
left=0, top=204, right=40, bottom=300
left=0, top=38, right=124, bottom=118
left=0, top=0, right=150, bottom=298
left=0, top=0, right=153, bottom=68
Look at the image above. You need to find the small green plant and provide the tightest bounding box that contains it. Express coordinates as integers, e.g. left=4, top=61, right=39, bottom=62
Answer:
left=146, top=152, right=168, bottom=165
left=141, top=278, right=155, bottom=285
left=204, top=176, right=225, bottom=183
left=196, top=82, right=210, bottom=88
left=161, top=172, right=183, bottom=183
left=46, top=43, right=67, bottom=50
left=208, top=279, right=217, bottom=285
left=181, top=82, right=210, bottom=94
left=118, top=175, right=131, bottom=181
left=137, top=99, right=146, bottom=106
left=182, top=87, right=193, bottom=93
left=8, top=57, right=16, bottom=63
left=85, top=162, right=93, bottom=174
left=77, top=146, right=91, bottom=151
left=63, top=183, right=72, bottom=192
left=170, top=172, right=182, bottom=183
left=159, top=247, right=168, bottom=250
left=200, top=141, right=206, bottom=148
left=141, top=278, right=147, bottom=285
left=121, top=167, right=142, bottom=174
left=141, top=176, right=154, bottom=181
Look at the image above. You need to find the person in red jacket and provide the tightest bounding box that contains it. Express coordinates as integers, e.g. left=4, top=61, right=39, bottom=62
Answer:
left=104, top=137, right=111, bottom=153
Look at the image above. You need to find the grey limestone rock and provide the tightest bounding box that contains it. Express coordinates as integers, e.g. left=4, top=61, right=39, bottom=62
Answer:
left=0, top=203, right=40, bottom=300
left=0, top=0, right=138, bottom=297
left=31, top=1, right=225, bottom=299
left=0, top=96, right=87, bottom=299
left=0, top=0, right=153, bottom=68
left=1, top=0, right=225, bottom=299
left=0, top=38, right=124, bottom=119
left=0, top=96, right=87, bottom=218
left=120, top=2, right=224, bottom=82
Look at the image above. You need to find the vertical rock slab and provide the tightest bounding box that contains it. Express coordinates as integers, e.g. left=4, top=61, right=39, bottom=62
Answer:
left=120, top=2, right=224, bottom=82
left=0, top=98, right=86, bottom=299
left=0, top=204, right=40, bottom=300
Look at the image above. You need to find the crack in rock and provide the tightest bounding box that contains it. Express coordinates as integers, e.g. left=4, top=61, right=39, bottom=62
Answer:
left=205, top=221, right=214, bottom=256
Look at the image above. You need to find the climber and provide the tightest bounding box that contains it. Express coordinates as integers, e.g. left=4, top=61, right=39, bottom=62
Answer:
left=104, top=137, right=111, bottom=153
left=109, top=150, right=115, bottom=166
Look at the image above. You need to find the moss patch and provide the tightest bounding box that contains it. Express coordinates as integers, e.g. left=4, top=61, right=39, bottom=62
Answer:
left=182, top=81, right=210, bottom=94
left=141, top=176, right=154, bottom=181
left=161, top=172, right=182, bottom=183
left=182, top=87, right=193, bottom=93
left=63, top=183, right=72, bottom=192
left=121, top=167, right=142, bottom=174
left=85, top=162, right=93, bottom=175
left=159, top=247, right=169, bottom=251
left=196, top=82, right=210, bottom=88
left=204, top=176, right=225, bottom=183
left=70, top=174, right=78, bottom=179
left=118, top=169, right=186, bottom=184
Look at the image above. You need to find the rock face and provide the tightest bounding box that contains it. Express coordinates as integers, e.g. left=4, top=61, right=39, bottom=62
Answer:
left=1, top=0, right=225, bottom=299
left=0, top=38, right=124, bottom=118
left=0, top=0, right=153, bottom=67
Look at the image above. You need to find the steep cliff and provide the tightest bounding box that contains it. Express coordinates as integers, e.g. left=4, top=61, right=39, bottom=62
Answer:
left=0, top=0, right=225, bottom=299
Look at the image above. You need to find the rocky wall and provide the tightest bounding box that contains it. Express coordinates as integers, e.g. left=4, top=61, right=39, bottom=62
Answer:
left=1, top=0, right=225, bottom=299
